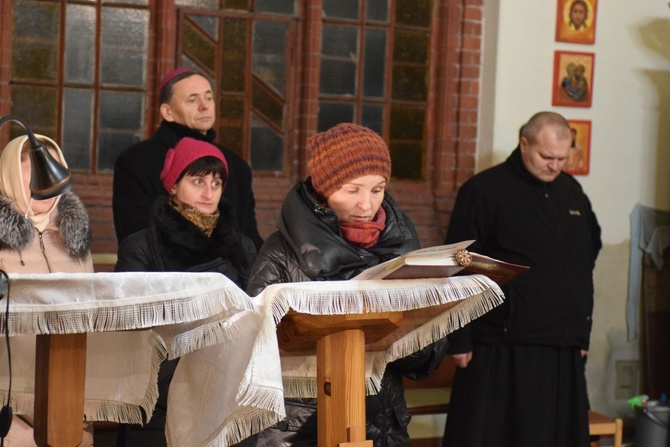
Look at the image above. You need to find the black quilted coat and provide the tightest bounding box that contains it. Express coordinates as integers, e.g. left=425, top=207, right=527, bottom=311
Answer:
left=238, top=180, right=449, bottom=447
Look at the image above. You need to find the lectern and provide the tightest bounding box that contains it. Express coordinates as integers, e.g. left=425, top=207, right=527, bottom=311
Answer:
left=269, top=275, right=506, bottom=447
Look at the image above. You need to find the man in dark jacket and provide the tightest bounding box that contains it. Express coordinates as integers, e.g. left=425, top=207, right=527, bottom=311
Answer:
left=113, top=68, right=263, bottom=248
left=442, top=111, right=602, bottom=447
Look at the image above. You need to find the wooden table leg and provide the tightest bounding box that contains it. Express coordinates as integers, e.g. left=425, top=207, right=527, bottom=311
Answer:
left=317, top=329, right=373, bottom=447
left=34, top=333, right=87, bottom=447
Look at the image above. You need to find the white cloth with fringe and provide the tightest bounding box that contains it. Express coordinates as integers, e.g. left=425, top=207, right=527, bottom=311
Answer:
left=164, top=274, right=504, bottom=446
left=0, top=271, right=280, bottom=446
left=0, top=271, right=504, bottom=447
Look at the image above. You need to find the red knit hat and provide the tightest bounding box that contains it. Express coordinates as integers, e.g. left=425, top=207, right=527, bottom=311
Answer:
left=160, top=137, right=228, bottom=192
left=307, top=123, right=391, bottom=199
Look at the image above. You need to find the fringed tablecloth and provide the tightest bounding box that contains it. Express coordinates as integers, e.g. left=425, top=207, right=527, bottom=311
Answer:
left=165, top=274, right=504, bottom=446
left=0, top=271, right=283, bottom=446
left=0, top=271, right=504, bottom=447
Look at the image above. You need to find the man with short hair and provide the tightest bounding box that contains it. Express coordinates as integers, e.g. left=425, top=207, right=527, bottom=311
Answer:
left=113, top=68, right=263, bottom=248
left=442, top=111, right=602, bottom=447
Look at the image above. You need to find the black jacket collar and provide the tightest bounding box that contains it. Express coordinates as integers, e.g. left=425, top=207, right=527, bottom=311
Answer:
left=156, top=121, right=217, bottom=149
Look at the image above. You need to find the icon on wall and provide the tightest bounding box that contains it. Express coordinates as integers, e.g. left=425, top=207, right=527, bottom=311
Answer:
left=563, top=119, right=591, bottom=176
left=552, top=50, right=595, bottom=108
left=555, top=0, right=598, bottom=44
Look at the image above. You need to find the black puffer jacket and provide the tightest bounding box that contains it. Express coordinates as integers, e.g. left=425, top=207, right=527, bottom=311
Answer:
left=240, top=180, right=448, bottom=447
left=115, top=196, right=256, bottom=447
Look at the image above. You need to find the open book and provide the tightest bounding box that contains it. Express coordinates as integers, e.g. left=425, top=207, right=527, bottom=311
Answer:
left=353, top=240, right=529, bottom=285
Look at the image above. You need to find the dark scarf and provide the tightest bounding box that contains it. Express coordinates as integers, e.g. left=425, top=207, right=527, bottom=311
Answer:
left=163, top=121, right=217, bottom=143
left=339, top=207, right=387, bottom=249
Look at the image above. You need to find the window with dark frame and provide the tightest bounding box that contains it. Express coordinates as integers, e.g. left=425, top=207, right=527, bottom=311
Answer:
left=10, top=0, right=149, bottom=173
left=8, top=0, right=432, bottom=180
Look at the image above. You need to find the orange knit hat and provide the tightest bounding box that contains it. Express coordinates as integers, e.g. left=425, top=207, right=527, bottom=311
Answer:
left=307, top=123, right=391, bottom=200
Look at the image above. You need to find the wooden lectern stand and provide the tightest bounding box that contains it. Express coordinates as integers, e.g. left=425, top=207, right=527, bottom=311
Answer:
left=278, top=311, right=407, bottom=447
left=34, top=333, right=87, bottom=447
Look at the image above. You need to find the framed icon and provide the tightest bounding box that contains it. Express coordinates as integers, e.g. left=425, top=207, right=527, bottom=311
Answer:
left=555, top=0, right=598, bottom=44
left=552, top=50, right=595, bottom=108
left=563, top=119, right=591, bottom=175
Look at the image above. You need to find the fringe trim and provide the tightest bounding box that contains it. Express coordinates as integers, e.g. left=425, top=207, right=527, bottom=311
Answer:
left=168, top=386, right=285, bottom=447
left=0, top=340, right=166, bottom=425
left=161, top=310, right=257, bottom=359
left=86, top=339, right=167, bottom=424
left=277, top=275, right=505, bottom=399
left=269, top=275, right=502, bottom=323
left=0, top=392, right=34, bottom=416
left=282, top=376, right=318, bottom=399
left=1, top=288, right=251, bottom=336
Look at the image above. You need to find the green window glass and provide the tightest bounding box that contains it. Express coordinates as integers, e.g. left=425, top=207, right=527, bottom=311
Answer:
left=9, top=0, right=148, bottom=173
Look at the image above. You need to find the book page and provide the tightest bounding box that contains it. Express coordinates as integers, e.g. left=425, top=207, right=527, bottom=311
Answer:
left=353, top=240, right=474, bottom=280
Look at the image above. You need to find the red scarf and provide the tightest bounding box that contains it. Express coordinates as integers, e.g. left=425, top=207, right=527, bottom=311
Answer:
left=340, top=208, right=386, bottom=249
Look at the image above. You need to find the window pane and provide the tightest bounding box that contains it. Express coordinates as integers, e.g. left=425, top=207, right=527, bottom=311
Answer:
left=100, top=7, right=149, bottom=87
left=10, top=85, right=57, bottom=138
left=65, top=4, right=96, bottom=84
left=252, top=79, right=284, bottom=129
left=62, top=88, right=94, bottom=171
left=389, top=141, right=423, bottom=179
left=219, top=125, right=244, bottom=157
left=97, top=91, right=145, bottom=171
left=253, top=21, right=287, bottom=95
left=395, top=0, right=432, bottom=28
left=320, top=25, right=359, bottom=96
left=256, top=0, right=295, bottom=15
left=390, top=106, right=425, bottom=140
left=318, top=102, right=354, bottom=132
left=361, top=104, right=383, bottom=135
left=221, top=18, right=248, bottom=93
left=363, top=28, right=386, bottom=98
left=392, top=65, right=428, bottom=101
left=183, top=18, right=217, bottom=72
left=323, top=0, right=359, bottom=20
left=219, top=96, right=245, bottom=156
left=175, top=0, right=218, bottom=8
left=394, top=30, right=429, bottom=63
left=366, top=0, right=389, bottom=22
left=224, top=0, right=249, bottom=10
left=188, top=14, right=219, bottom=40
left=390, top=106, right=425, bottom=179
left=322, top=25, right=358, bottom=57
left=320, top=60, right=357, bottom=96
left=12, top=1, right=60, bottom=81
left=250, top=114, right=283, bottom=171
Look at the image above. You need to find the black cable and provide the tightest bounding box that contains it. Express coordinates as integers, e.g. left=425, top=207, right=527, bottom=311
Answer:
left=0, top=269, right=12, bottom=442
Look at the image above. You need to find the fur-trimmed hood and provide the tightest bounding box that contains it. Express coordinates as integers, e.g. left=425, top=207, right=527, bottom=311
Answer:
left=0, top=190, right=91, bottom=258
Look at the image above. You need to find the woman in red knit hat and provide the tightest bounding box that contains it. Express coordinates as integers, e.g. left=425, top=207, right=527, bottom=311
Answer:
left=115, top=136, right=257, bottom=447
left=237, top=123, right=448, bottom=447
